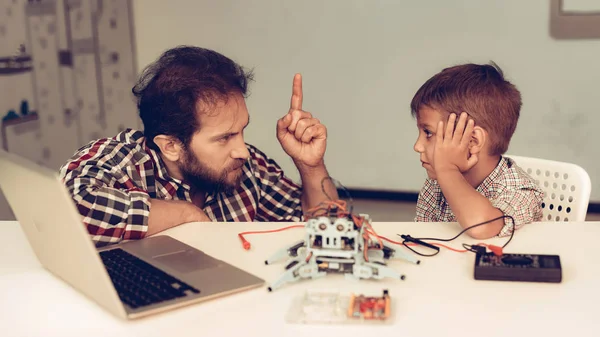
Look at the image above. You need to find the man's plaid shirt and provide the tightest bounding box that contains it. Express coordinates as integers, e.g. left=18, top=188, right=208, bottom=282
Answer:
left=59, top=129, right=303, bottom=247
left=415, top=156, right=545, bottom=236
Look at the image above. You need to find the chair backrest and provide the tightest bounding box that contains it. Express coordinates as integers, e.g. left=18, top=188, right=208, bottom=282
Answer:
left=505, top=155, right=591, bottom=222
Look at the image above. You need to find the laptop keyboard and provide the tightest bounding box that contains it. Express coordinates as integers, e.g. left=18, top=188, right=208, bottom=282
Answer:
left=99, top=248, right=200, bottom=309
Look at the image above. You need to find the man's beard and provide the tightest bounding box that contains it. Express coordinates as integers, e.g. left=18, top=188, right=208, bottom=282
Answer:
left=179, top=148, right=245, bottom=195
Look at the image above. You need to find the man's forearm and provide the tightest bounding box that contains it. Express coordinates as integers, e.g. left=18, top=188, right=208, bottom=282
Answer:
left=296, top=161, right=339, bottom=212
left=436, top=170, right=504, bottom=239
left=147, top=199, right=211, bottom=236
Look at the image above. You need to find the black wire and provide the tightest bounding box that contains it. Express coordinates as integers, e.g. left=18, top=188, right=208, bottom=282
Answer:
left=398, top=215, right=516, bottom=256
left=413, top=215, right=515, bottom=247
left=320, top=176, right=335, bottom=201
left=401, top=242, right=440, bottom=257
left=320, top=176, right=355, bottom=215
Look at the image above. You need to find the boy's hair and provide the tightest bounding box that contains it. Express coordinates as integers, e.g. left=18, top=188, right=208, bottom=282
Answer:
left=410, top=62, right=521, bottom=156
left=132, top=45, right=254, bottom=152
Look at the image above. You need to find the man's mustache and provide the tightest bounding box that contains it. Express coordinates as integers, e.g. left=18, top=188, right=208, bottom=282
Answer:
left=227, top=159, right=246, bottom=172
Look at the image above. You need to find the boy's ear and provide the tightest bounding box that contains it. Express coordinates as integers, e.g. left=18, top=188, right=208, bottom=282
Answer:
left=154, top=135, right=184, bottom=162
left=469, top=126, right=487, bottom=155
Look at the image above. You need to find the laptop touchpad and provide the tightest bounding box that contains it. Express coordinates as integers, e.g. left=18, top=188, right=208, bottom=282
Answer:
left=152, top=250, right=221, bottom=274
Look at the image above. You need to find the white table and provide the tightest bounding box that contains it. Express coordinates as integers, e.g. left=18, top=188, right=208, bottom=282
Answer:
left=1, top=220, right=599, bottom=337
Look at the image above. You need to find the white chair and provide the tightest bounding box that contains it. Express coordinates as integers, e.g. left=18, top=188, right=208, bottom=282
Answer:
left=505, top=155, right=591, bottom=222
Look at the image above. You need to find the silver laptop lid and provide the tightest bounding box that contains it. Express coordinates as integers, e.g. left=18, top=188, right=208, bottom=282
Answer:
left=0, top=150, right=127, bottom=318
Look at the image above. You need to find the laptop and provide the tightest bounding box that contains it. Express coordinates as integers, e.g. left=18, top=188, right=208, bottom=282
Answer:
left=0, top=150, right=265, bottom=319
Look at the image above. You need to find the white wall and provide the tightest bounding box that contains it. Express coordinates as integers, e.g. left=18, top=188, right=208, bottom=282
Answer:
left=0, top=0, right=139, bottom=220
left=132, top=0, right=599, bottom=201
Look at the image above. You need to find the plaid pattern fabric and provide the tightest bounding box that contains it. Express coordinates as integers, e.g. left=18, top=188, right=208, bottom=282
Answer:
left=415, top=157, right=545, bottom=236
left=59, top=129, right=303, bottom=247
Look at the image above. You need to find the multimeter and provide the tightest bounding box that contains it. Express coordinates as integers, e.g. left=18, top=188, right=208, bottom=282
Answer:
left=474, top=253, right=562, bottom=283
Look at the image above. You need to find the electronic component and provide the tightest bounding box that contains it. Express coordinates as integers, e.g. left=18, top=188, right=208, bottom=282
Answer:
left=285, top=289, right=393, bottom=325
left=474, top=252, right=562, bottom=283
left=347, top=289, right=390, bottom=320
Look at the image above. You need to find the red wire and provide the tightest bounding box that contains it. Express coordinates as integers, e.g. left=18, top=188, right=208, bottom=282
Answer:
left=238, top=225, right=304, bottom=250
left=238, top=225, right=304, bottom=237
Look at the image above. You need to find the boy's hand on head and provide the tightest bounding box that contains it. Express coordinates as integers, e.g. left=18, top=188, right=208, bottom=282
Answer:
left=433, top=112, right=478, bottom=174
left=276, top=73, right=327, bottom=168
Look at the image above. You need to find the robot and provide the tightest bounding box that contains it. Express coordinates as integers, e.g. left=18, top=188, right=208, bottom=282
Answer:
left=265, top=201, right=420, bottom=291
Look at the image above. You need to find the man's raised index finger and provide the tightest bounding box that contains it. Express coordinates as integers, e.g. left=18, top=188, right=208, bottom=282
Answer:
left=290, top=73, right=303, bottom=110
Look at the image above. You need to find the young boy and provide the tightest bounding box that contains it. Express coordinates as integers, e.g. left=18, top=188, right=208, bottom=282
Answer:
left=411, top=62, right=544, bottom=239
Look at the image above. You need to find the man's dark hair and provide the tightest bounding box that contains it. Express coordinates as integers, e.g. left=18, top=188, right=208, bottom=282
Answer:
left=410, top=61, right=521, bottom=155
left=132, top=46, right=254, bottom=151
